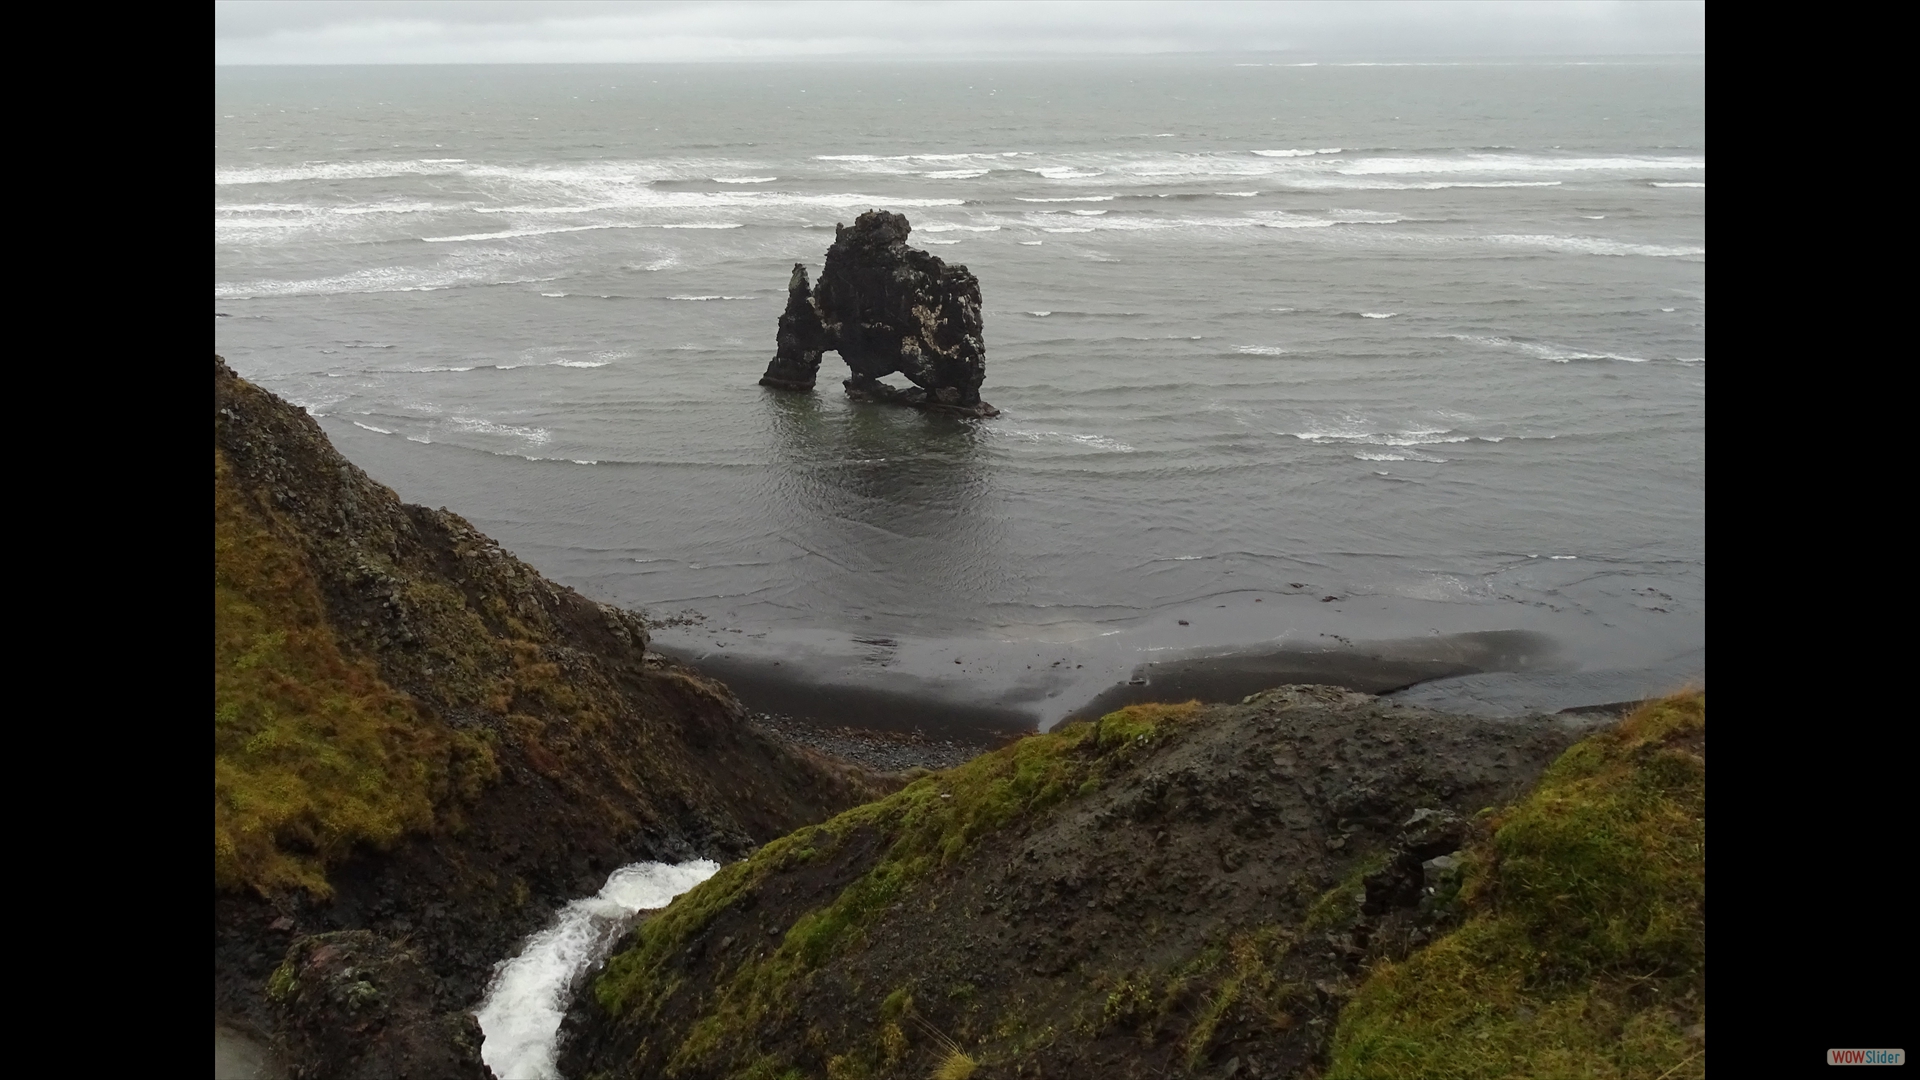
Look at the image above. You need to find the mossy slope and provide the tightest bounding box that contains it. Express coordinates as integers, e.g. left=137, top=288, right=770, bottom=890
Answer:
left=214, top=356, right=882, bottom=1022
left=215, top=442, right=493, bottom=895
left=565, top=688, right=1588, bottom=1079
left=1328, top=693, right=1705, bottom=1080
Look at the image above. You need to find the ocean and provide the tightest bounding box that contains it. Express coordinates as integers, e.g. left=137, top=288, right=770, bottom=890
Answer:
left=214, top=58, right=1704, bottom=729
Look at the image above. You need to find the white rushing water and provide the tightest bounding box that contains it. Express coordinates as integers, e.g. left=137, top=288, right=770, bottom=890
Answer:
left=475, top=859, right=720, bottom=1080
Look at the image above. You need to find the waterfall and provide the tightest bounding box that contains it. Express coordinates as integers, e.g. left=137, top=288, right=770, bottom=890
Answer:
left=475, top=860, right=719, bottom=1079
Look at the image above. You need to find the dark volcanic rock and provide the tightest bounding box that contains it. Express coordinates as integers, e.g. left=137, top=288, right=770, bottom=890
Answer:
left=759, top=264, right=831, bottom=390
left=760, top=210, right=996, bottom=416
left=271, top=931, right=487, bottom=1080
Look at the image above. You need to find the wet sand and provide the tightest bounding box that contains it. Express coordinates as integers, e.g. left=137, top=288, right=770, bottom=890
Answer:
left=660, top=619, right=1707, bottom=747
left=749, top=712, right=1010, bottom=772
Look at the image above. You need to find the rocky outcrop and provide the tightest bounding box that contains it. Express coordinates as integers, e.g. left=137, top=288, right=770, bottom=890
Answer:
left=214, top=357, right=886, bottom=1072
left=270, top=932, right=488, bottom=1080
left=760, top=210, right=997, bottom=417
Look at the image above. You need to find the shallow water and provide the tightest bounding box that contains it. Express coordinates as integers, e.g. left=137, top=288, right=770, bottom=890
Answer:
left=215, top=59, right=1704, bottom=723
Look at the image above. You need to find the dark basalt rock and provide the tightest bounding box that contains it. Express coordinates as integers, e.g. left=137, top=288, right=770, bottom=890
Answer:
left=758, top=264, right=831, bottom=390
left=270, top=931, right=488, bottom=1080
left=759, top=210, right=997, bottom=417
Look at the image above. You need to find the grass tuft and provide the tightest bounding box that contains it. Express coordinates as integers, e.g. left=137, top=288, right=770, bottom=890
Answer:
left=931, top=1050, right=977, bottom=1080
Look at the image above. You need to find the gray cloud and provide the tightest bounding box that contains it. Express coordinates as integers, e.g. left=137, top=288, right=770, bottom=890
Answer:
left=214, top=1, right=1706, bottom=65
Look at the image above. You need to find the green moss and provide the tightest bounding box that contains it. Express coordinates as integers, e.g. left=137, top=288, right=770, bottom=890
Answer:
left=595, top=702, right=1203, bottom=1076
left=213, top=447, right=494, bottom=896
left=266, top=958, right=299, bottom=1002
left=1328, top=693, right=1706, bottom=1080
left=1095, top=700, right=1200, bottom=760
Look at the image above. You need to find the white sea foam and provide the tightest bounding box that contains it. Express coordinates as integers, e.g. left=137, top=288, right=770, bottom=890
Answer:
left=1290, top=425, right=1468, bottom=447
left=1455, top=334, right=1658, bottom=364
left=1216, top=191, right=1260, bottom=197
left=925, top=169, right=989, bottom=179
left=668, top=295, right=756, bottom=301
left=216, top=159, right=472, bottom=185
left=425, top=224, right=640, bottom=243
left=1353, top=452, right=1408, bottom=461
left=1236, top=345, right=1287, bottom=355
left=215, top=252, right=557, bottom=299
left=550, top=359, right=609, bottom=368
left=815, top=152, right=1015, bottom=162
left=1258, top=209, right=1401, bottom=229
left=1043, top=227, right=1094, bottom=233
left=1549, top=555, right=1579, bottom=560
left=1481, top=234, right=1705, bottom=258
left=332, top=201, right=451, bottom=216
left=447, top=417, right=553, bottom=444
left=351, top=421, right=394, bottom=435
left=1020, top=240, right=1044, bottom=245
left=422, top=220, right=751, bottom=242
left=1031, top=166, right=1104, bottom=180
left=1651, top=181, right=1705, bottom=188
left=1016, top=196, right=1115, bottom=203
left=711, top=176, right=776, bottom=183
left=1360, top=312, right=1398, bottom=319
left=1253, top=148, right=1343, bottom=157
left=920, top=224, right=1000, bottom=232
left=476, top=860, right=720, bottom=1080
left=921, top=238, right=961, bottom=244
left=1338, top=154, right=1702, bottom=176
left=989, top=427, right=1136, bottom=452
left=1027, top=311, right=1053, bottom=316
left=216, top=200, right=455, bottom=222
left=473, top=193, right=965, bottom=216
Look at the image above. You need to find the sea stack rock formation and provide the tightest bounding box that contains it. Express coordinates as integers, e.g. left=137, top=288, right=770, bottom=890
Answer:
left=759, top=209, right=997, bottom=417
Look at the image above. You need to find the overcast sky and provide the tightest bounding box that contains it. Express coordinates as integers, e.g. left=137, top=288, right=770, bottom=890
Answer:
left=214, top=1, right=1705, bottom=65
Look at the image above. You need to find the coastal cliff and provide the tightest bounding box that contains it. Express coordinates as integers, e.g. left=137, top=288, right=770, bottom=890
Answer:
left=214, top=357, right=882, bottom=1074
left=562, top=691, right=1705, bottom=1080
